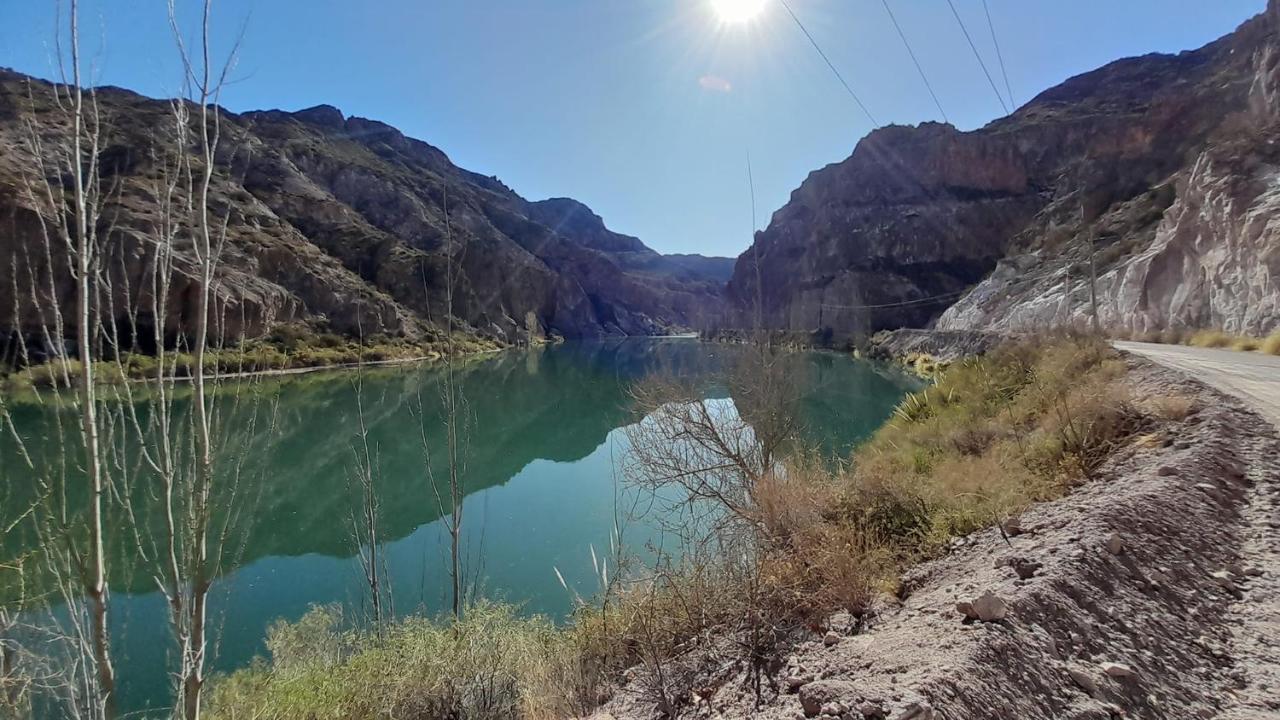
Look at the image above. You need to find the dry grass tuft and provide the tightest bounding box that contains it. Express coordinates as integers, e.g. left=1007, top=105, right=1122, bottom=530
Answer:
left=1262, top=332, right=1280, bottom=356
left=1144, top=394, right=1198, bottom=421
left=206, top=603, right=598, bottom=720
left=1189, top=329, right=1238, bottom=349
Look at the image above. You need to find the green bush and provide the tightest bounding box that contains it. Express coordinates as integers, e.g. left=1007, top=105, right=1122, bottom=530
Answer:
left=206, top=603, right=591, bottom=720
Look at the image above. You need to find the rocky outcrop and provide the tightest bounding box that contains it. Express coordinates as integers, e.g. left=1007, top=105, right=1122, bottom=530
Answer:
left=730, top=2, right=1280, bottom=337
left=0, top=71, right=732, bottom=351
left=866, top=329, right=1005, bottom=363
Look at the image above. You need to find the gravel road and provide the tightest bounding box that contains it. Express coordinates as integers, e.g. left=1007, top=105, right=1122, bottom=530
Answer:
left=1117, top=341, right=1280, bottom=719
left=1114, top=341, right=1280, bottom=427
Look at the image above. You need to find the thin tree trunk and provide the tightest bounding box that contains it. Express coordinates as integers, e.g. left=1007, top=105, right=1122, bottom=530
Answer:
left=444, top=188, right=463, bottom=619
left=68, top=2, right=116, bottom=714
left=179, top=4, right=218, bottom=716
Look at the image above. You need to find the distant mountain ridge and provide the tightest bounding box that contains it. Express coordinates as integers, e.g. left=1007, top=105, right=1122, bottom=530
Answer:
left=727, top=1, right=1280, bottom=337
left=0, top=70, right=733, bottom=350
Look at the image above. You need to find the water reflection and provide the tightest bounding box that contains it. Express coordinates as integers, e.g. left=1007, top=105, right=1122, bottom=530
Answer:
left=1, top=339, right=920, bottom=714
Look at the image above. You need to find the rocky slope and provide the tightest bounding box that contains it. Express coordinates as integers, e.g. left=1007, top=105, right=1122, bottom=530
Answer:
left=0, top=71, right=731, bottom=353
left=600, top=357, right=1280, bottom=719
left=728, top=2, right=1280, bottom=338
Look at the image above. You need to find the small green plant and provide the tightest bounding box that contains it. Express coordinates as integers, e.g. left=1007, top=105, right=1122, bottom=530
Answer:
left=206, top=603, right=593, bottom=720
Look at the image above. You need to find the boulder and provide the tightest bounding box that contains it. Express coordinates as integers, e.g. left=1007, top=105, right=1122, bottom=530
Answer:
left=798, top=680, right=859, bottom=718
left=972, top=591, right=1008, bottom=622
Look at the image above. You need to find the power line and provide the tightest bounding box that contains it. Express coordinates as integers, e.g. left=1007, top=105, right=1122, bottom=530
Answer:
left=820, top=289, right=969, bottom=311
left=982, top=0, right=1015, bottom=109
left=944, top=0, right=1009, bottom=114
left=879, top=0, right=948, bottom=124
left=778, top=0, right=878, bottom=126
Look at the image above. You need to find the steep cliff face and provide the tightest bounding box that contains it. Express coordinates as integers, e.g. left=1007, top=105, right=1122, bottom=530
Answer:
left=730, top=2, right=1280, bottom=337
left=0, top=73, right=731, bottom=352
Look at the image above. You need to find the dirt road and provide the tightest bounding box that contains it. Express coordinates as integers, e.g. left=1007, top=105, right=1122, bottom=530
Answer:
left=1114, top=341, right=1280, bottom=427
left=1117, top=341, right=1280, bottom=719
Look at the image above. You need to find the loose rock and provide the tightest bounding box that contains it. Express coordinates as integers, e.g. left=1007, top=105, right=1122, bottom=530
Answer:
left=798, top=680, right=858, bottom=718
left=1211, top=570, right=1237, bottom=591
left=896, top=702, right=935, bottom=720
left=972, top=591, right=1008, bottom=622
left=1100, top=662, right=1137, bottom=679
left=1069, top=667, right=1099, bottom=696
left=1011, top=557, right=1042, bottom=579
left=1001, top=516, right=1023, bottom=536
left=1106, top=533, right=1125, bottom=555
left=858, top=701, right=887, bottom=719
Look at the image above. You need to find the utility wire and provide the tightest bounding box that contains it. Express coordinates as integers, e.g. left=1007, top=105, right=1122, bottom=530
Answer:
left=778, top=0, right=878, bottom=126
left=982, top=0, right=1016, bottom=109
left=820, top=289, right=969, bottom=311
left=944, top=0, right=1010, bottom=114
left=879, top=0, right=948, bottom=124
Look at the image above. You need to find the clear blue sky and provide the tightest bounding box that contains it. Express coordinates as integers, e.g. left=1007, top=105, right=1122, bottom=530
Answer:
left=0, top=1, right=1265, bottom=257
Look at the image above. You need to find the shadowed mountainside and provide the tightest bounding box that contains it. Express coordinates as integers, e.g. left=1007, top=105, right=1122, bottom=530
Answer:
left=0, top=71, right=731, bottom=354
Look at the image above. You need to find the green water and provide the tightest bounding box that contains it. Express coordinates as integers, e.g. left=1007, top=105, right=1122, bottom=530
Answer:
left=0, top=339, right=919, bottom=715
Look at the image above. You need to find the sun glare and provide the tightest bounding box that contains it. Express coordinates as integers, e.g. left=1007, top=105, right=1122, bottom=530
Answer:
left=711, top=0, right=767, bottom=24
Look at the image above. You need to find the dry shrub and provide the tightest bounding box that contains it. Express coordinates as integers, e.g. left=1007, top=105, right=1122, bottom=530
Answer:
left=767, top=523, right=894, bottom=618
left=843, top=334, right=1138, bottom=559
left=917, top=450, right=1047, bottom=542
left=1144, top=394, right=1198, bottom=421
left=946, top=422, right=1000, bottom=456
left=1189, top=329, right=1235, bottom=348
left=1232, top=336, right=1261, bottom=352
left=1264, top=332, right=1280, bottom=356
left=206, top=603, right=586, bottom=720
left=753, top=464, right=830, bottom=545
left=1033, top=378, right=1146, bottom=481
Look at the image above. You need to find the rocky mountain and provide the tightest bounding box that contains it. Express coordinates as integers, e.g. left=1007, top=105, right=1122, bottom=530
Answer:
left=728, top=1, right=1280, bottom=338
left=0, top=70, right=732, bottom=352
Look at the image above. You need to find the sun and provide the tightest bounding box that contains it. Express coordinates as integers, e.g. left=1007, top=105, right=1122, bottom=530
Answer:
left=711, top=0, right=768, bottom=24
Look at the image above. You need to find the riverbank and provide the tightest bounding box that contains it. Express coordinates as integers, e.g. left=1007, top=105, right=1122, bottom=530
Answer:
left=617, top=353, right=1279, bottom=719
left=201, top=334, right=1178, bottom=720
left=0, top=334, right=518, bottom=395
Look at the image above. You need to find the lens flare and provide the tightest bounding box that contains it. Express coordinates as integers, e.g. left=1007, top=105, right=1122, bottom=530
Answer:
left=711, top=0, right=768, bottom=23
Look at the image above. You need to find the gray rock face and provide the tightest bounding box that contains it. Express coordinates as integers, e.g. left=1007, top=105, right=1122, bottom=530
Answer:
left=731, top=2, right=1280, bottom=337
left=0, top=71, right=732, bottom=349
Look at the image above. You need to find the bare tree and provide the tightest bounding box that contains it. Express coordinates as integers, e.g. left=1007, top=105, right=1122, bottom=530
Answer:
left=0, top=2, right=121, bottom=715
left=347, top=357, right=391, bottom=632
left=415, top=186, right=471, bottom=619
left=154, top=4, right=250, bottom=717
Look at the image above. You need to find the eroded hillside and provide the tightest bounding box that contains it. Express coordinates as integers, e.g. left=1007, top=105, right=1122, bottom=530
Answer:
left=0, top=72, right=733, bottom=354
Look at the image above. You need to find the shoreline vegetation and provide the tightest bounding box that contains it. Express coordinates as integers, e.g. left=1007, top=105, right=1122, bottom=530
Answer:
left=1, top=327, right=734, bottom=396
left=0, top=327, right=520, bottom=395
left=200, top=332, right=1162, bottom=720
